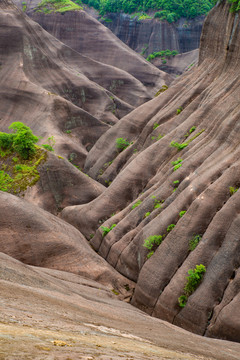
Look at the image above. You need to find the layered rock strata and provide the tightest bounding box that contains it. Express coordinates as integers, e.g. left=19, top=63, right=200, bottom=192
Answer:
left=62, top=0, right=240, bottom=341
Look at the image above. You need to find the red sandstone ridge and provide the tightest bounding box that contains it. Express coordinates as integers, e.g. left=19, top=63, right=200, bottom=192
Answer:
left=61, top=0, right=240, bottom=342
left=13, top=0, right=172, bottom=97
left=1, top=0, right=240, bottom=350
left=0, top=0, right=170, bottom=169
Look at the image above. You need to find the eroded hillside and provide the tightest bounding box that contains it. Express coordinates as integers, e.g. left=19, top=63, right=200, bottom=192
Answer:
left=61, top=0, right=240, bottom=342
left=0, top=1, right=240, bottom=357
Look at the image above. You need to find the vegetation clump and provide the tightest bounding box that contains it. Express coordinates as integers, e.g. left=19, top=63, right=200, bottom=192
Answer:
left=116, top=137, right=130, bottom=152
left=178, top=264, right=206, bottom=307
left=100, top=224, right=116, bottom=237
left=170, top=129, right=205, bottom=151
left=171, top=158, right=183, bottom=171
left=0, top=122, right=38, bottom=160
left=155, top=85, right=168, bottom=97
left=0, top=122, right=48, bottom=194
left=143, top=234, right=163, bottom=258
left=179, top=210, right=186, bottom=217
left=36, top=0, right=81, bottom=13
left=167, top=224, right=175, bottom=232
left=131, top=199, right=142, bottom=209
left=151, top=196, right=164, bottom=209
left=146, top=49, right=178, bottom=62
left=189, top=235, right=202, bottom=251
left=81, top=0, right=215, bottom=22
left=42, top=136, right=55, bottom=152
left=185, top=126, right=196, bottom=138
left=229, top=186, right=238, bottom=196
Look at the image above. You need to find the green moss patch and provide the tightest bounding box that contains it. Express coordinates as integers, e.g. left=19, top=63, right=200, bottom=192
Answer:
left=0, top=147, right=47, bottom=194
left=36, top=0, right=82, bottom=14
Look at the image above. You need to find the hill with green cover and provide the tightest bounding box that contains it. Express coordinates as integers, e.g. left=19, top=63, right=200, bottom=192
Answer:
left=79, top=0, right=215, bottom=22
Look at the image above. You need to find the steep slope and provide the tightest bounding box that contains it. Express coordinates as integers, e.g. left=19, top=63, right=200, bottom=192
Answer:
left=101, top=13, right=204, bottom=55
left=13, top=0, right=171, bottom=92
left=62, top=0, right=240, bottom=341
left=0, top=191, right=134, bottom=297
left=0, top=0, right=170, bottom=169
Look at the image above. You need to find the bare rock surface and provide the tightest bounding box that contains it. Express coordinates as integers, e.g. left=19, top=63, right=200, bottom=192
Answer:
left=152, top=49, right=199, bottom=75
left=62, top=0, right=240, bottom=341
left=13, top=0, right=172, bottom=97
left=102, top=13, right=204, bottom=55
left=0, top=191, right=134, bottom=296
left=24, top=151, right=105, bottom=214
left=0, top=0, right=170, bottom=170
left=1, top=252, right=240, bottom=360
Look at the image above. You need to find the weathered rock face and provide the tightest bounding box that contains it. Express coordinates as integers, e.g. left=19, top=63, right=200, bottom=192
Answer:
left=2, top=252, right=240, bottom=360
left=0, top=191, right=134, bottom=296
left=101, top=13, right=204, bottom=55
left=24, top=151, right=105, bottom=215
left=0, top=0, right=170, bottom=172
left=13, top=0, right=171, bottom=93
left=62, top=1, right=240, bottom=342
left=152, top=49, right=199, bottom=75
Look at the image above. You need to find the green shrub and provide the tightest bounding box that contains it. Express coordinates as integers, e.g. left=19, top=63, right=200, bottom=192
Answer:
left=179, top=210, right=186, bottom=217
left=167, top=224, right=175, bottom=232
left=170, top=141, right=188, bottom=150
left=178, top=264, right=206, bottom=307
left=183, top=264, right=206, bottom=296
left=131, top=199, right=142, bottom=209
left=146, top=49, right=179, bottom=62
left=189, top=235, right=202, bottom=251
left=143, top=235, right=163, bottom=250
left=151, top=196, right=164, bottom=209
left=229, top=186, right=238, bottom=196
left=42, top=144, right=54, bottom=151
left=82, top=0, right=214, bottom=22
left=178, top=294, right=187, bottom=307
left=153, top=123, right=160, bottom=130
left=147, top=251, right=154, bottom=259
left=0, top=132, right=14, bottom=150
left=144, top=211, right=151, bottom=218
left=185, top=126, right=196, bottom=138
left=100, top=224, right=116, bottom=237
left=116, top=138, right=130, bottom=152
left=227, top=0, right=240, bottom=12
left=42, top=136, right=55, bottom=152
left=8, top=122, right=39, bottom=160
left=176, top=107, right=183, bottom=115
left=171, top=158, right=182, bottom=171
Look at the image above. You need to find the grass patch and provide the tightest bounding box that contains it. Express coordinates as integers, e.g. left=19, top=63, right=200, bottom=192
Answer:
left=0, top=147, right=47, bottom=194
left=36, top=0, right=82, bottom=13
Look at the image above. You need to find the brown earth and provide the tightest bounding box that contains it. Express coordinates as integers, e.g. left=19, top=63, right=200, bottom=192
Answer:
left=61, top=0, right=240, bottom=341
left=1, top=252, right=240, bottom=360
